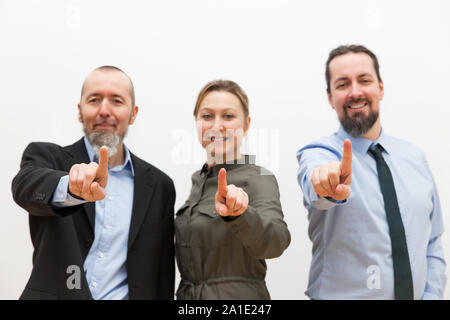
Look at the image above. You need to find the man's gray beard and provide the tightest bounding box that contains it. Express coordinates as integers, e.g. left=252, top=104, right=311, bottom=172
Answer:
left=84, top=129, right=127, bottom=158
left=339, top=108, right=379, bottom=138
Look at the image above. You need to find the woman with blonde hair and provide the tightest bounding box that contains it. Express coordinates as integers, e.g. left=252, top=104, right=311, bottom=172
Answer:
left=175, top=79, right=290, bottom=299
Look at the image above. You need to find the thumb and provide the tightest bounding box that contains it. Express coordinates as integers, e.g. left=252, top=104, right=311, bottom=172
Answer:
left=334, top=183, right=351, bottom=200
left=216, top=203, right=229, bottom=216
left=90, top=181, right=106, bottom=201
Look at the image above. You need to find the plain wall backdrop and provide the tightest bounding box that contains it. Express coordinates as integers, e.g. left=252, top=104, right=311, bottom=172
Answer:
left=1, top=0, right=449, bottom=299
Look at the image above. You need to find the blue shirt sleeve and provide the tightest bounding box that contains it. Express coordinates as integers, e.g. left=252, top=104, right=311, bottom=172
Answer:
left=297, top=145, right=348, bottom=210
left=422, top=162, right=447, bottom=299
left=51, top=175, right=87, bottom=207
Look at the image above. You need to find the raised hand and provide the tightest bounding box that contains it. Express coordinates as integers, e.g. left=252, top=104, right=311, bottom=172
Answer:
left=215, top=168, right=249, bottom=217
left=68, top=146, right=109, bottom=201
left=311, top=139, right=352, bottom=201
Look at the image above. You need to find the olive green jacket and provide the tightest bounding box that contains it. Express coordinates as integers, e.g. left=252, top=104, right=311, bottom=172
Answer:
left=175, top=156, right=291, bottom=299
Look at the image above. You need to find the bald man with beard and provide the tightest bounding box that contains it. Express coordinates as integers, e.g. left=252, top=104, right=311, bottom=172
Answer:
left=12, top=66, right=175, bottom=300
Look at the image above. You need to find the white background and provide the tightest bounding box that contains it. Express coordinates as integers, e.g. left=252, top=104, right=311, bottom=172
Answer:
left=0, top=0, right=449, bottom=299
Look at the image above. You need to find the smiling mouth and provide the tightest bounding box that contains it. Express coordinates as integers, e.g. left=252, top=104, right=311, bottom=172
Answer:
left=209, top=137, right=228, bottom=142
left=347, top=102, right=368, bottom=110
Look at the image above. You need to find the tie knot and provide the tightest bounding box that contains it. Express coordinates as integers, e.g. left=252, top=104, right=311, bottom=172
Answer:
left=368, top=143, right=384, bottom=159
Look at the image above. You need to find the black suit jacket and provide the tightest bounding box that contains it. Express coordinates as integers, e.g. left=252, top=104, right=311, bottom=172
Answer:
left=11, top=138, right=175, bottom=300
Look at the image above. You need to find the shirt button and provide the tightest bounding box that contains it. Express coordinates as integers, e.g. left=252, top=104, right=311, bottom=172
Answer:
left=98, top=252, right=104, bottom=258
left=92, top=282, right=97, bottom=287
left=105, top=224, right=111, bottom=229
left=108, top=196, right=114, bottom=200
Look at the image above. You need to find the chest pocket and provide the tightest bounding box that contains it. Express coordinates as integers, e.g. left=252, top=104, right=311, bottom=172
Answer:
left=197, top=203, right=219, bottom=218
left=190, top=203, right=229, bottom=247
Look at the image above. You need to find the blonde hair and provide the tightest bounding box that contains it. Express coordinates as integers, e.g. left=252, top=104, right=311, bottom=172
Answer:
left=193, top=80, right=249, bottom=118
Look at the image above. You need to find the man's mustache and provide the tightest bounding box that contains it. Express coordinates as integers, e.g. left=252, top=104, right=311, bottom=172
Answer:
left=93, top=118, right=117, bottom=128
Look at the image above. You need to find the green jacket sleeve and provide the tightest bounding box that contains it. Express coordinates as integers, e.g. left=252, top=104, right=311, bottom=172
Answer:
left=225, top=172, right=291, bottom=259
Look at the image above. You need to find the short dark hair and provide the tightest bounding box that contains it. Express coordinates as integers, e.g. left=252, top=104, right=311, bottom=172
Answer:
left=81, top=65, right=136, bottom=106
left=325, top=45, right=382, bottom=93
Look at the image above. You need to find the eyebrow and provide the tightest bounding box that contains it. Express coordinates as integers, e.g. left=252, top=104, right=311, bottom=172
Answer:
left=84, top=93, right=100, bottom=101
left=334, top=77, right=349, bottom=84
left=111, top=94, right=125, bottom=100
left=198, top=106, right=236, bottom=112
left=358, top=73, right=374, bottom=79
left=84, top=93, right=126, bottom=101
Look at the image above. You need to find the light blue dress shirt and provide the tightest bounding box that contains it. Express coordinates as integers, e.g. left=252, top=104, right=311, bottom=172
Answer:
left=51, top=137, right=135, bottom=300
left=296, top=126, right=446, bottom=300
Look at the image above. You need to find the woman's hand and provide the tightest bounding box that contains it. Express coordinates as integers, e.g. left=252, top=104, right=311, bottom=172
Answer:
left=215, top=168, right=248, bottom=216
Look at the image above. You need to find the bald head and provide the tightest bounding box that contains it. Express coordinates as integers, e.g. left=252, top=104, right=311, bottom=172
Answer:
left=80, top=66, right=135, bottom=107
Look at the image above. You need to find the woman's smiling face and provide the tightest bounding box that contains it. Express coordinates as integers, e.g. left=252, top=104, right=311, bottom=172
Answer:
left=196, top=90, right=250, bottom=163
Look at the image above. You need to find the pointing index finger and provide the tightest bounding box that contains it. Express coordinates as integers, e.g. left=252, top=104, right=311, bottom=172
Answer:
left=340, top=139, right=352, bottom=177
left=217, top=168, right=228, bottom=196
left=97, top=146, right=109, bottom=178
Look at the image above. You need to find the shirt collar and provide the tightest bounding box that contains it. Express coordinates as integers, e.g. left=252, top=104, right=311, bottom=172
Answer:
left=83, top=136, right=135, bottom=176
left=337, top=125, right=391, bottom=156
left=200, top=154, right=256, bottom=177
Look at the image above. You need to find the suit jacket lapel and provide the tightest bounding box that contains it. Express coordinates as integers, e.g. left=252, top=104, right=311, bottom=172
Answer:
left=64, top=138, right=96, bottom=233
left=63, top=140, right=155, bottom=247
left=128, top=153, right=155, bottom=250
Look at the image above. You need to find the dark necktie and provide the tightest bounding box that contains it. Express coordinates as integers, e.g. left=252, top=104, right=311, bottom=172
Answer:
left=368, top=143, right=414, bottom=300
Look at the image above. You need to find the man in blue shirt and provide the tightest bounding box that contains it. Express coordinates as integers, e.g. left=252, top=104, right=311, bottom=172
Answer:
left=12, top=66, right=176, bottom=299
left=296, top=45, right=446, bottom=299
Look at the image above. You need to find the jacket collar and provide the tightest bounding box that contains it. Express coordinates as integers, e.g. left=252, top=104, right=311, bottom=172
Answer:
left=201, top=154, right=256, bottom=177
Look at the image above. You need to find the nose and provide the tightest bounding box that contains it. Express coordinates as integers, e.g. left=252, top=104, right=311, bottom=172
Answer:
left=212, top=117, right=225, bottom=132
left=98, top=99, right=112, bottom=117
left=349, top=82, right=363, bottom=99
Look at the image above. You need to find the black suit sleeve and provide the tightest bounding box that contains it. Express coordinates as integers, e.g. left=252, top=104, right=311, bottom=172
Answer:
left=156, top=176, right=176, bottom=299
left=11, top=142, right=78, bottom=217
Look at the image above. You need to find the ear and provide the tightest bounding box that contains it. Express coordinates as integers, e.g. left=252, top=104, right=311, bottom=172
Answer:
left=379, top=80, right=384, bottom=101
left=77, top=103, right=83, bottom=123
left=128, top=106, right=139, bottom=124
left=327, top=91, right=336, bottom=110
left=243, top=116, right=251, bottom=136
